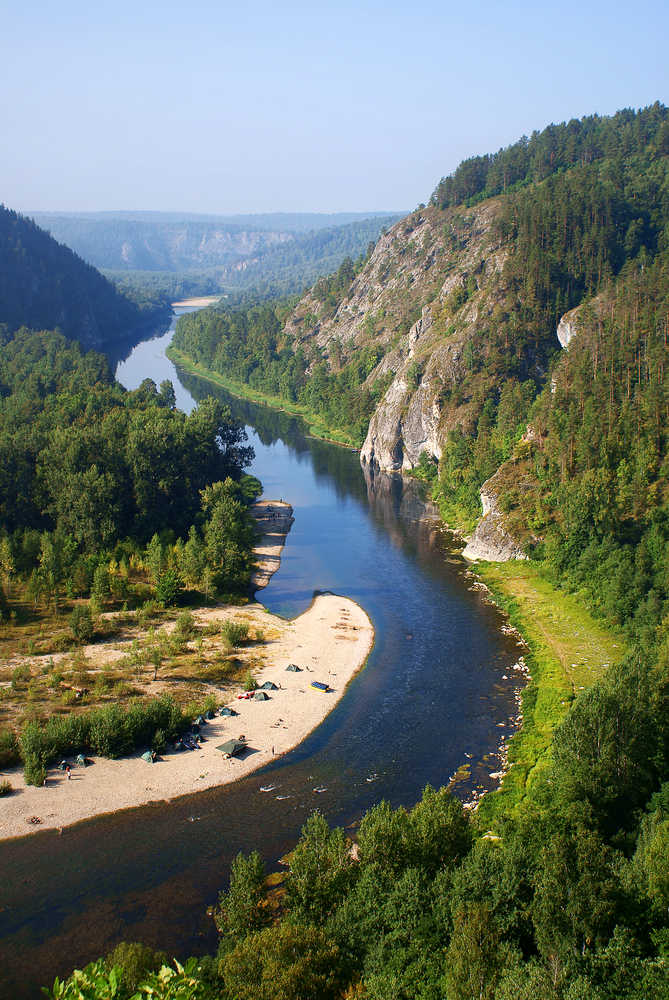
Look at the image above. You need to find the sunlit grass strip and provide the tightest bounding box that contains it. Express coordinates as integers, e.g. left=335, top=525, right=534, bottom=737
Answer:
left=474, top=560, right=627, bottom=824
left=167, top=346, right=362, bottom=448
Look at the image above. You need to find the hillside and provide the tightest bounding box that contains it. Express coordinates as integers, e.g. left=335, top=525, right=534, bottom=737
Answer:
left=0, top=206, right=168, bottom=346
left=172, top=102, right=669, bottom=645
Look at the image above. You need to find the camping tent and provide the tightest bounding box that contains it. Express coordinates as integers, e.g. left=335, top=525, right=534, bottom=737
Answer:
left=204, top=709, right=217, bottom=720
left=285, top=663, right=301, bottom=672
left=260, top=681, right=278, bottom=690
left=219, top=707, right=237, bottom=716
left=141, top=751, right=155, bottom=763
left=254, top=691, right=270, bottom=701
left=195, top=715, right=206, bottom=726
left=216, top=739, right=248, bottom=757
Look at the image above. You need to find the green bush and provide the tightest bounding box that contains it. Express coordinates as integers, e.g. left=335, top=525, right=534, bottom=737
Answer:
left=11, top=663, right=31, bottom=689
left=175, top=610, right=196, bottom=636
left=0, top=728, right=20, bottom=767
left=152, top=728, right=167, bottom=754
left=222, top=620, right=250, bottom=647
left=243, top=672, right=258, bottom=692
left=70, top=604, right=93, bottom=643
left=0, top=779, right=12, bottom=796
left=104, top=942, right=167, bottom=995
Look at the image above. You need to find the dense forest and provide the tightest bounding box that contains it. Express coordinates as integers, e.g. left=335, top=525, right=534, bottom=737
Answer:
left=0, top=326, right=259, bottom=607
left=430, top=101, right=669, bottom=210
left=0, top=206, right=169, bottom=345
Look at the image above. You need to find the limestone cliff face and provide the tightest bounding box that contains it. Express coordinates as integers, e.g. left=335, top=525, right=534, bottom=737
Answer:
left=461, top=475, right=528, bottom=562
left=288, top=201, right=509, bottom=472
left=557, top=308, right=580, bottom=350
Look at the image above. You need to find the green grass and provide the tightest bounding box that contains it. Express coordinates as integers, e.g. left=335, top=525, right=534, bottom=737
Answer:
left=474, top=559, right=627, bottom=824
left=167, top=346, right=362, bottom=448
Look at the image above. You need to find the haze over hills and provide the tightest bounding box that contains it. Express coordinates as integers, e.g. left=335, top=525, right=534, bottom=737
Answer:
left=27, top=210, right=405, bottom=271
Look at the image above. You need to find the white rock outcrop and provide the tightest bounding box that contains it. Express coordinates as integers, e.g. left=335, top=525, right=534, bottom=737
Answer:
left=462, top=482, right=527, bottom=562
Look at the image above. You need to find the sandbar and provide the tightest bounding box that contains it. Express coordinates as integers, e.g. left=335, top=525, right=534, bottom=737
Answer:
left=0, top=499, right=373, bottom=840
left=171, top=297, right=221, bottom=308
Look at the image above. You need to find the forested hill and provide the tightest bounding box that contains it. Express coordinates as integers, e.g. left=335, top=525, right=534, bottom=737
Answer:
left=0, top=206, right=170, bottom=346
left=172, top=101, right=669, bottom=649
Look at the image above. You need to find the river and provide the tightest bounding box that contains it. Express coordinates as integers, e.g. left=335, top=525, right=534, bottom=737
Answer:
left=0, top=308, right=524, bottom=998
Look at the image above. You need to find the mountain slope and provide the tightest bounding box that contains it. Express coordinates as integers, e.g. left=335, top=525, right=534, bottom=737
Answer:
left=0, top=206, right=165, bottom=345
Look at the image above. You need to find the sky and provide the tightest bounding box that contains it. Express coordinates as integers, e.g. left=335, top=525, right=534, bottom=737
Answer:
left=2, top=0, right=668, bottom=216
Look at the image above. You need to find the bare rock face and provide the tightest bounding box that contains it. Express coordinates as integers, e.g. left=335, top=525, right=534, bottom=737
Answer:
left=462, top=480, right=527, bottom=562
left=557, top=308, right=580, bottom=349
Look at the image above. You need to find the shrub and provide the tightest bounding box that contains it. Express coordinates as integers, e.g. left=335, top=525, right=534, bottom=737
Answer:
left=11, top=663, right=31, bottom=690
left=89, top=704, right=129, bottom=759
left=243, top=672, right=258, bottom=692
left=23, top=754, right=46, bottom=786
left=70, top=605, right=93, bottom=644
left=152, top=729, right=167, bottom=754
left=104, top=942, right=167, bottom=995
left=0, top=729, right=19, bottom=767
left=222, top=620, right=250, bottom=647
left=175, top=610, right=196, bottom=636
left=0, top=779, right=12, bottom=796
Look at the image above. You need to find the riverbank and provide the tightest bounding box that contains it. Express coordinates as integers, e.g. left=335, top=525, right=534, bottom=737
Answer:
left=0, top=594, right=374, bottom=840
left=166, top=344, right=361, bottom=448
left=468, top=559, right=627, bottom=822
left=250, top=499, right=294, bottom=591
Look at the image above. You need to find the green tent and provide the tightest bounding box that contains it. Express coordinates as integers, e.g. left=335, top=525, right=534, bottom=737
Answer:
left=254, top=690, right=270, bottom=700
left=219, top=707, right=237, bottom=716
left=141, top=751, right=155, bottom=763
left=285, top=663, right=301, bottom=672
left=216, top=739, right=248, bottom=757
left=260, top=681, right=278, bottom=690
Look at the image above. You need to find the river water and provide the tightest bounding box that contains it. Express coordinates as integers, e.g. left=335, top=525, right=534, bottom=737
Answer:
left=0, top=309, right=524, bottom=998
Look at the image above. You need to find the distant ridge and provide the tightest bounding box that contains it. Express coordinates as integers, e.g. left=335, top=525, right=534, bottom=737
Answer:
left=29, top=209, right=408, bottom=234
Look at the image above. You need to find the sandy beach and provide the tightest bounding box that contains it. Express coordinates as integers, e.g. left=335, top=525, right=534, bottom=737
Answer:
left=250, top=499, right=294, bottom=590
left=0, top=502, right=373, bottom=841
left=171, top=296, right=221, bottom=308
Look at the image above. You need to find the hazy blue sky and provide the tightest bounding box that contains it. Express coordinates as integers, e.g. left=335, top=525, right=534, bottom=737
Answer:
left=2, top=0, right=668, bottom=215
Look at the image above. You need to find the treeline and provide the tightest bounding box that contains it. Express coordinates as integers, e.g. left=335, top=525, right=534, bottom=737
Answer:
left=430, top=102, right=669, bottom=209
left=0, top=327, right=259, bottom=607
left=0, top=206, right=168, bottom=345
left=48, top=645, right=669, bottom=997
left=172, top=255, right=388, bottom=444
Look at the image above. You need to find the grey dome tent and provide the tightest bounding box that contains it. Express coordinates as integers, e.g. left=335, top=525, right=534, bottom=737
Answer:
left=285, top=663, right=301, bottom=672
left=254, top=690, right=270, bottom=701
left=220, top=707, right=237, bottom=717
left=260, top=681, right=278, bottom=690
left=216, top=739, right=248, bottom=758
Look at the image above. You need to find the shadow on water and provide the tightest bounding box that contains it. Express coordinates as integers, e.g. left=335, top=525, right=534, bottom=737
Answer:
left=0, top=334, right=527, bottom=998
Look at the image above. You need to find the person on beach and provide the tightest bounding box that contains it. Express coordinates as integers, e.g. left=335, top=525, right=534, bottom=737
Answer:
left=66, top=766, right=71, bottom=780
